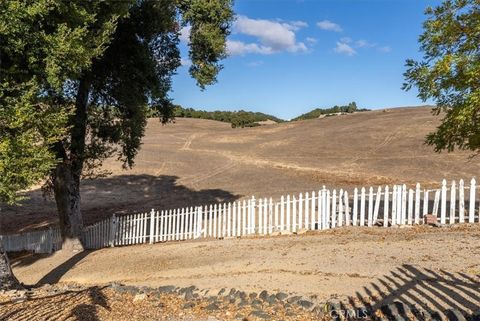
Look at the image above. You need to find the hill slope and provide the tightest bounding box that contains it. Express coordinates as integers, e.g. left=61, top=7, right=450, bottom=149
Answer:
left=3, top=106, right=480, bottom=232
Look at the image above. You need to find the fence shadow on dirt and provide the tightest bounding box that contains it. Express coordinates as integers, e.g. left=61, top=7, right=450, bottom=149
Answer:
left=0, top=286, right=109, bottom=321
left=340, top=264, right=480, bottom=320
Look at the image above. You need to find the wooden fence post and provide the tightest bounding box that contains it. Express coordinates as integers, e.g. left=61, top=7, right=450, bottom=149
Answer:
left=441, top=179, right=447, bottom=224
left=407, top=189, right=413, bottom=225
left=469, top=178, right=476, bottom=223
left=305, top=192, right=309, bottom=230
left=311, top=191, right=316, bottom=230
left=367, top=187, right=373, bottom=227
left=286, top=195, right=291, bottom=232
left=325, top=189, right=330, bottom=229
left=344, top=191, right=350, bottom=226
left=450, top=180, right=456, bottom=224
left=391, top=185, right=397, bottom=225
left=298, top=193, right=303, bottom=230
left=332, top=190, right=337, bottom=228
left=280, top=195, right=285, bottom=231
left=149, top=210, right=155, bottom=244
left=373, top=186, right=381, bottom=225
left=263, top=198, right=268, bottom=234
left=423, top=189, right=429, bottom=216
left=110, top=214, right=117, bottom=247
left=360, top=188, right=365, bottom=227
left=353, top=188, right=358, bottom=226
left=459, top=179, right=465, bottom=223
left=384, top=186, right=389, bottom=227
left=414, top=183, right=421, bottom=224
left=401, top=184, right=407, bottom=225
left=292, top=196, right=297, bottom=232
left=338, top=189, right=344, bottom=227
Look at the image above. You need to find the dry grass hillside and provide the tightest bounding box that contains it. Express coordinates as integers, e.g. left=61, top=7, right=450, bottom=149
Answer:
left=3, top=106, right=480, bottom=233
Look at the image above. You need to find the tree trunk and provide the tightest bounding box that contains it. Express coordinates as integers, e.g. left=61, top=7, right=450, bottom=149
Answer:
left=53, top=75, right=91, bottom=250
left=0, top=248, right=20, bottom=291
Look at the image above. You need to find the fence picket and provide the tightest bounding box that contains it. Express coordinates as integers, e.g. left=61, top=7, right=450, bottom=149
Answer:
left=373, top=187, right=381, bottom=225
left=360, top=188, right=365, bottom=226
left=408, top=189, right=413, bottom=225
left=401, top=185, right=407, bottom=226
left=367, top=187, right=373, bottom=227
left=263, top=198, right=268, bottom=234
left=344, top=191, right=350, bottom=226
left=415, top=184, right=421, bottom=224
left=469, top=178, right=476, bottom=223
left=450, top=180, right=456, bottom=225
left=384, top=186, right=389, bottom=227
left=441, top=179, right=447, bottom=224
left=338, top=189, right=344, bottom=227
left=298, top=193, right=303, bottom=230
left=286, top=195, right=291, bottom=231
left=305, top=192, right=309, bottom=230
left=280, top=195, right=285, bottom=231
left=353, top=188, right=358, bottom=226
left=311, top=191, right=316, bottom=230
left=292, top=196, right=297, bottom=232
left=459, top=179, right=465, bottom=223
left=331, top=190, right=337, bottom=228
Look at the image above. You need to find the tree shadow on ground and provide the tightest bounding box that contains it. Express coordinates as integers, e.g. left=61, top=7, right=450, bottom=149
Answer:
left=338, top=264, right=480, bottom=320
left=1, top=174, right=241, bottom=233
left=35, top=251, right=91, bottom=286
left=0, top=286, right=109, bottom=321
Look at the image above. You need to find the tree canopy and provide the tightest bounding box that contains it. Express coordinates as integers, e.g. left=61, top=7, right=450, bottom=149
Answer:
left=403, top=0, right=480, bottom=152
left=292, top=102, right=368, bottom=121
left=1, top=0, right=234, bottom=239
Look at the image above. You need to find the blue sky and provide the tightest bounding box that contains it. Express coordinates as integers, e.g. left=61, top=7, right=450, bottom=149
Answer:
left=171, top=0, right=441, bottom=120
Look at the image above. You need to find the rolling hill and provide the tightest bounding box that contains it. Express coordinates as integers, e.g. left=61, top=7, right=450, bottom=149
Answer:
left=3, top=106, right=480, bottom=233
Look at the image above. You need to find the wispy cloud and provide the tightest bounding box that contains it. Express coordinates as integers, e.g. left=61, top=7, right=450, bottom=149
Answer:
left=227, top=15, right=309, bottom=56
left=246, top=60, right=264, bottom=67
left=334, top=37, right=391, bottom=56
left=180, top=57, right=192, bottom=67
left=334, top=41, right=356, bottom=56
left=306, top=37, right=317, bottom=45
left=317, top=20, right=342, bottom=32
left=179, top=25, right=191, bottom=43
left=378, top=45, right=392, bottom=53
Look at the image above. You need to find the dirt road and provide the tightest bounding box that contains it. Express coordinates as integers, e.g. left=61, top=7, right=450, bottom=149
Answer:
left=12, top=225, right=480, bottom=314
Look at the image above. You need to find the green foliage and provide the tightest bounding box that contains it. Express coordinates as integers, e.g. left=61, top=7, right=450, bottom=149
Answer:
left=0, top=0, right=128, bottom=204
left=0, top=0, right=234, bottom=205
left=403, top=0, right=480, bottom=152
left=0, top=81, right=71, bottom=204
left=292, top=102, right=368, bottom=121
left=169, top=105, right=284, bottom=128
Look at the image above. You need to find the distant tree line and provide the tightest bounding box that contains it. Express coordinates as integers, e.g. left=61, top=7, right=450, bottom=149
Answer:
left=146, top=102, right=369, bottom=127
left=291, top=102, right=369, bottom=121
left=148, top=105, right=285, bottom=128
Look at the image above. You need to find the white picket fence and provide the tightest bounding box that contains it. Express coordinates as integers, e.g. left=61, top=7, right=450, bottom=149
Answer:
left=81, top=178, right=480, bottom=250
left=0, top=227, right=62, bottom=253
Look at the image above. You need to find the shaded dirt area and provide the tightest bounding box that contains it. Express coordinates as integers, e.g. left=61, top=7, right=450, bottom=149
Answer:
left=0, top=285, right=320, bottom=321
left=3, top=106, right=480, bottom=233
left=11, top=225, right=480, bottom=315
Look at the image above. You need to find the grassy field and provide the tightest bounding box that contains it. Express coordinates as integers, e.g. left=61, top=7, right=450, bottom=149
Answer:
left=3, top=106, right=480, bottom=233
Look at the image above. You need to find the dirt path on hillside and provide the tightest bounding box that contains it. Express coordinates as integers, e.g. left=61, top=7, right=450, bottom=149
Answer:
left=12, top=225, right=480, bottom=314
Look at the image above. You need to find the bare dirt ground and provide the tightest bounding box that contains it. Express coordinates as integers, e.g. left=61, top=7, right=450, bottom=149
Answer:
left=3, top=106, right=480, bottom=233
left=10, top=225, right=480, bottom=315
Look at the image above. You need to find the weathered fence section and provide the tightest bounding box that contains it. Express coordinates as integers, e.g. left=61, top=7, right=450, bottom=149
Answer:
left=2, top=178, right=478, bottom=252
left=0, top=227, right=62, bottom=253
left=79, top=178, right=479, bottom=250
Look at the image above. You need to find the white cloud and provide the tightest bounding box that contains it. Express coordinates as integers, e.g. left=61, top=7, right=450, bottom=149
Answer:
left=180, top=57, right=192, bottom=67
left=179, top=25, right=191, bottom=43
left=334, top=41, right=356, bottom=56
left=355, top=39, right=375, bottom=48
left=317, top=20, right=342, bottom=32
left=306, top=37, right=317, bottom=44
left=226, top=40, right=274, bottom=55
left=229, top=15, right=309, bottom=55
left=246, top=60, right=264, bottom=67
left=378, top=45, right=392, bottom=53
